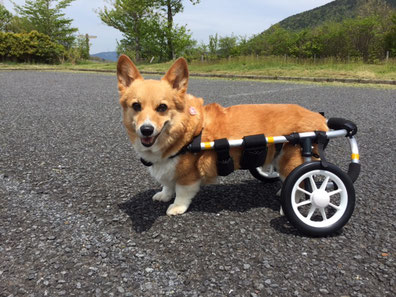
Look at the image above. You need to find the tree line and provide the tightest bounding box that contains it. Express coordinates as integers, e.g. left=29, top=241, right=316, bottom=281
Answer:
left=202, top=14, right=396, bottom=63
left=1, top=0, right=396, bottom=64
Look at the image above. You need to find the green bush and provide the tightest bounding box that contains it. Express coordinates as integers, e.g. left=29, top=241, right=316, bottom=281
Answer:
left=0, top=30, right=65, bottom=63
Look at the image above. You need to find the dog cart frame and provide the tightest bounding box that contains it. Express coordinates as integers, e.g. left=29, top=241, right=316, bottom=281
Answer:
left=187, top=117, right=361, bottom=236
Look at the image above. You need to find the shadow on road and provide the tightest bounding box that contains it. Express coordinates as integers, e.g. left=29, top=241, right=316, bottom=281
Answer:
left=119, top=179, right=285, bottom=233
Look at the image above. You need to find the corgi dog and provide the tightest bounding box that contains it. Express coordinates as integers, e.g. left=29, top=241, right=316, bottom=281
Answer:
left=116, top=55, right=328, bottom=216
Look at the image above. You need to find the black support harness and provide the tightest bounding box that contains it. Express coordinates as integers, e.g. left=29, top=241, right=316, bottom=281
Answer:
left=140, top=132, right=202, bottom=167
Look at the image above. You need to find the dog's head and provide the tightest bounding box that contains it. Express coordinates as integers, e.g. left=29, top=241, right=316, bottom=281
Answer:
left=117, top=55, right=190, bottom=153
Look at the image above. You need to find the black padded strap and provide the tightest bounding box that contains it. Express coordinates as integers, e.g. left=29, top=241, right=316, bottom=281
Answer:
left=169, top=147, right=188, bottom=159
left=189, top=131, right=202, bottom=153
left=285, top=133, right=300, bottom=145
left=170, top=130, right=203, bottom=159
left=243, top=134, right=267, bottom=149
left=240, top=134, right=268, bottom=169
left=214, top=138, right=234, bottom=176
left=141, top=131, right=203, bottom=166
left=315, top=131, right=329, bottom=168
left=214, top=138, right=231, bottom=160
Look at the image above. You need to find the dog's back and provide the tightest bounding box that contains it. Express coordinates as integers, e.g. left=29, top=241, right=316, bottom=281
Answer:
left=202, top=103, right=327, bottom=141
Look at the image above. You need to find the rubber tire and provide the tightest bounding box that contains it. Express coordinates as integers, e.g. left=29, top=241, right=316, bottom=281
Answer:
left=249, top=167, right=280, bottom=183
left=281, top=161, right=355, bottom=237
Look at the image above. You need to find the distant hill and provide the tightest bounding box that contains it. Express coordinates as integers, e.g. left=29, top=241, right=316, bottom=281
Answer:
left=277, top=0, right=396, bottom=31
left=91, top=51, right=118, bottom=62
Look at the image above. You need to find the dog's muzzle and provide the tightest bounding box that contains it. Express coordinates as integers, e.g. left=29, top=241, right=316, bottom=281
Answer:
left=139, top=121, right=169, bottom=148
left=139, top=124, right=156, bottom=147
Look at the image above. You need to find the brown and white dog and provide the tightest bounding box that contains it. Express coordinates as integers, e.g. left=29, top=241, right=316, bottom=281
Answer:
left=117, top=55, right=328, bottom=216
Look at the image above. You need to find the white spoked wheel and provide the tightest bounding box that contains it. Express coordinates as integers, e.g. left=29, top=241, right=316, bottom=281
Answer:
left=281, top=162, right=355, bottom=236
left=249, top=164, right=280, bottom=183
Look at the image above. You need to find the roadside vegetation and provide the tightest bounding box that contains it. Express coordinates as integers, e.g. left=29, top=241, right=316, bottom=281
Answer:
left=2, top=56, right=396, bottom=82
left=0, top=0, right=396, bottom=82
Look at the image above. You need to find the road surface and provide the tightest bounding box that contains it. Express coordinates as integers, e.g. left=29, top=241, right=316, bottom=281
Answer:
left=1, top=71, right=395, bottom=296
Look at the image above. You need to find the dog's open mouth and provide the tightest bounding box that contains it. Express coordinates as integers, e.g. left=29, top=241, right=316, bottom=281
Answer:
left=140, top=121, right=169, bottom=148
left=141, top=135, right=159, bottom=147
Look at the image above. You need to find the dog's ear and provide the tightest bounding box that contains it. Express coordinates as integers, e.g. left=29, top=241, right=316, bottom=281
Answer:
left=162, top=58, right=189, bottom=93
left=117, top=54, right=142, bottom=93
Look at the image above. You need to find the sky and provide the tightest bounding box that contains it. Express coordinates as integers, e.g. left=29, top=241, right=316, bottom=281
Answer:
left=2, top=0, right=334, bottom=54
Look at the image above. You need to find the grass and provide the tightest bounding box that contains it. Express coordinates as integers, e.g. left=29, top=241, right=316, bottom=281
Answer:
left=181, top=56, right=396, bottom=81
left=1, top=55, right=396, bottom=82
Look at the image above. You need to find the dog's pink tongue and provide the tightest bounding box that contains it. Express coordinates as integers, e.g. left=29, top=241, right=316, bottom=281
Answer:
left=141, top=137, right=154, bottom=145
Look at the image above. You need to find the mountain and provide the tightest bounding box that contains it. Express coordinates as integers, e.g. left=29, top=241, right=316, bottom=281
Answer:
left=277, top=0, right=396, bottom=31
left=91, top=51, right=118, bottom=62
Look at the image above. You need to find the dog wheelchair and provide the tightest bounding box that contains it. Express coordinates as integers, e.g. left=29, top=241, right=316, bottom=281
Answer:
left=186, top=117, right=360, bottom=236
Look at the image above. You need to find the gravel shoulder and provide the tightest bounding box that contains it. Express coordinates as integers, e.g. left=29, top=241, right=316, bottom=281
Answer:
left=0, top=71, right=395, bottom=297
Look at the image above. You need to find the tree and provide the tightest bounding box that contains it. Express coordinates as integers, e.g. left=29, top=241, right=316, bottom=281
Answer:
left=158, top=0, right=199, bottom=60
left=98, top=0, right=197, bottom=62
left=357, top=0, right=393, bottom=18
left=265, top=25, right=294, bottom=56
left=218, top=35, right=239, bottom=58
left=208, top=33, right=218, bottom=57
left=316, top=21, right=349, bottom=58
left=0, top=4, right=12, bottom=31
left=98, top=0, right=156, bottom=61
left=384, top=14, right=396, bottom=56
left=344, top=17, right=383, bottom=62
left=12, top=0, right=77, bottom=48
left=76, top=34, right=90, bottom=60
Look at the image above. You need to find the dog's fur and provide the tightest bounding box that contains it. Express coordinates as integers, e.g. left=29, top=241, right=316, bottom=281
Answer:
left=117, top=55, right=328, bottom=215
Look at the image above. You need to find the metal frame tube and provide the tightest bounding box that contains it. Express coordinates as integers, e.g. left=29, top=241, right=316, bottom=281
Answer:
left=199, top=129, right=349, bottom=150
left=193, top=128, right=361, bottom=182
left=348, top=136, right=360, bottom=164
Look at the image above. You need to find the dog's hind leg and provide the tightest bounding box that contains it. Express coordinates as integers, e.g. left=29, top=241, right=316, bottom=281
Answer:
left=153, top=183, right=175, bottom=202
left=277, top=144, right=304, bottom=180
left=277, top=144, right=304, bottom=216
left=166, top=180, right=201, bottom=216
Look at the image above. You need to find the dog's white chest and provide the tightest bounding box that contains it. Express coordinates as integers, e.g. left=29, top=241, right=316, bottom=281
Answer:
left=149, top=157, right=178, bottom=185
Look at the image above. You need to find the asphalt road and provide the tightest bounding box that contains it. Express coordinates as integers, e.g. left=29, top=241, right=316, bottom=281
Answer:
left=1, top=71, right=395, bottom=297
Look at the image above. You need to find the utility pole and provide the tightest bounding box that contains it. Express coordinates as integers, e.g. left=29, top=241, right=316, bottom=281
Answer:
left=79, top=34, right=97, bottom=58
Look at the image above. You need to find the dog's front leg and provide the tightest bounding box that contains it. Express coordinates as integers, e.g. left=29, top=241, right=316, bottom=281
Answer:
left=153, top=183, right=175, bottom=202
left=166, top=180, right=201, bottom=216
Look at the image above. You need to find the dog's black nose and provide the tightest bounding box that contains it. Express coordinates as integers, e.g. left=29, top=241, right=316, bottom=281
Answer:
left=140, top=125, right=154, bottom=136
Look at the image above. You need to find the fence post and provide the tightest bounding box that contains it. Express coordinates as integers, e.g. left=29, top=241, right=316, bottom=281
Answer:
left=386, top=51, right=390, bottom=62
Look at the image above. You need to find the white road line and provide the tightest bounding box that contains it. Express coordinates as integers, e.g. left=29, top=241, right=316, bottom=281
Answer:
left=224, top=86, right=317, bottom=98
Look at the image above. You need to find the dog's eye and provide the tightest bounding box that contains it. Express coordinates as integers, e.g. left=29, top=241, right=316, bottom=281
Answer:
left=156, top=104, right=168, bottom=113
left=131, top=102, right=141, bottom=112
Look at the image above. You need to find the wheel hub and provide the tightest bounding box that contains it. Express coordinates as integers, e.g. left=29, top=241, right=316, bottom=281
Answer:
left=311, top=190, right=330, bottom=208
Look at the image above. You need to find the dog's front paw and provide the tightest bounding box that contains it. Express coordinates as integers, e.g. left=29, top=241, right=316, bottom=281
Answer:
left=152, top=191, right=173, bottom=202
left=166, top=203, right=188, bottom=216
